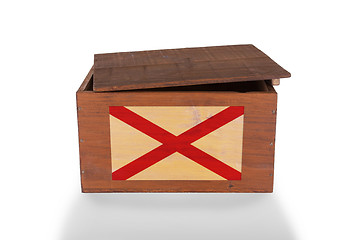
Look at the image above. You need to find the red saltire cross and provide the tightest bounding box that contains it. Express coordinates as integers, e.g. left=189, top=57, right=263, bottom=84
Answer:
left=109, top=106, right=244, bottom=180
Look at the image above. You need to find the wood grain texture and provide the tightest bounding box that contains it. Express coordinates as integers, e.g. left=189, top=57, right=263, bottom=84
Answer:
left=77, top=69, right=278, bottom=192
left=93, top=44, right=290, bottom=92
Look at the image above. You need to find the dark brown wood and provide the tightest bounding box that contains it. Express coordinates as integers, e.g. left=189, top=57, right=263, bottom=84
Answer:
left=93, top=44, right=290, bottom=92
left=77, top=68, right=278, bottom=192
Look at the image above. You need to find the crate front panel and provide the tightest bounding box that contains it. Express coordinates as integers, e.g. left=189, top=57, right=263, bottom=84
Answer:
left=77, top=91, right=277, bottom=192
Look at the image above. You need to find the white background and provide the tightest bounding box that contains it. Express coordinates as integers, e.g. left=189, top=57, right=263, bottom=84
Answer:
left=1, top=1, right=359, bottom=239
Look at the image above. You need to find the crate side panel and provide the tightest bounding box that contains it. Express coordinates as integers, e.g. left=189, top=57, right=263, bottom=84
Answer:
left=77, top=92, right=112, bottom=191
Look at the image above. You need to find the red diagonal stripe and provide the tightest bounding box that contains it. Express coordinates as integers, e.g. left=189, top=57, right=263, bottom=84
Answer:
left=110, top=106, right=244, bottom=180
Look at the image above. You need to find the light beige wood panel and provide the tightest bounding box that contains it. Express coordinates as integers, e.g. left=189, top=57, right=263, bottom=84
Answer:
left=109, top=106, right=243, bottom=180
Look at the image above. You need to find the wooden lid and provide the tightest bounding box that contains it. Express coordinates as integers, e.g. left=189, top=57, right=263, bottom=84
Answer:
left=93, top=44, right=290, bottom=92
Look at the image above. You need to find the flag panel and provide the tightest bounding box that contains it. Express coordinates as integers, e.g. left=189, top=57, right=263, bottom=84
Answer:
left=109, top=106, right=244, bottom=180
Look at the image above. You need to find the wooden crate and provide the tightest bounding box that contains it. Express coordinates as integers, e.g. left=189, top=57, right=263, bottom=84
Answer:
left=76, top=44, right=290, bottom=192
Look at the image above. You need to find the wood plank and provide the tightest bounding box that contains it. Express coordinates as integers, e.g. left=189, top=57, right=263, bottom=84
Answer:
left=93, top=44, right=290, bottom=91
